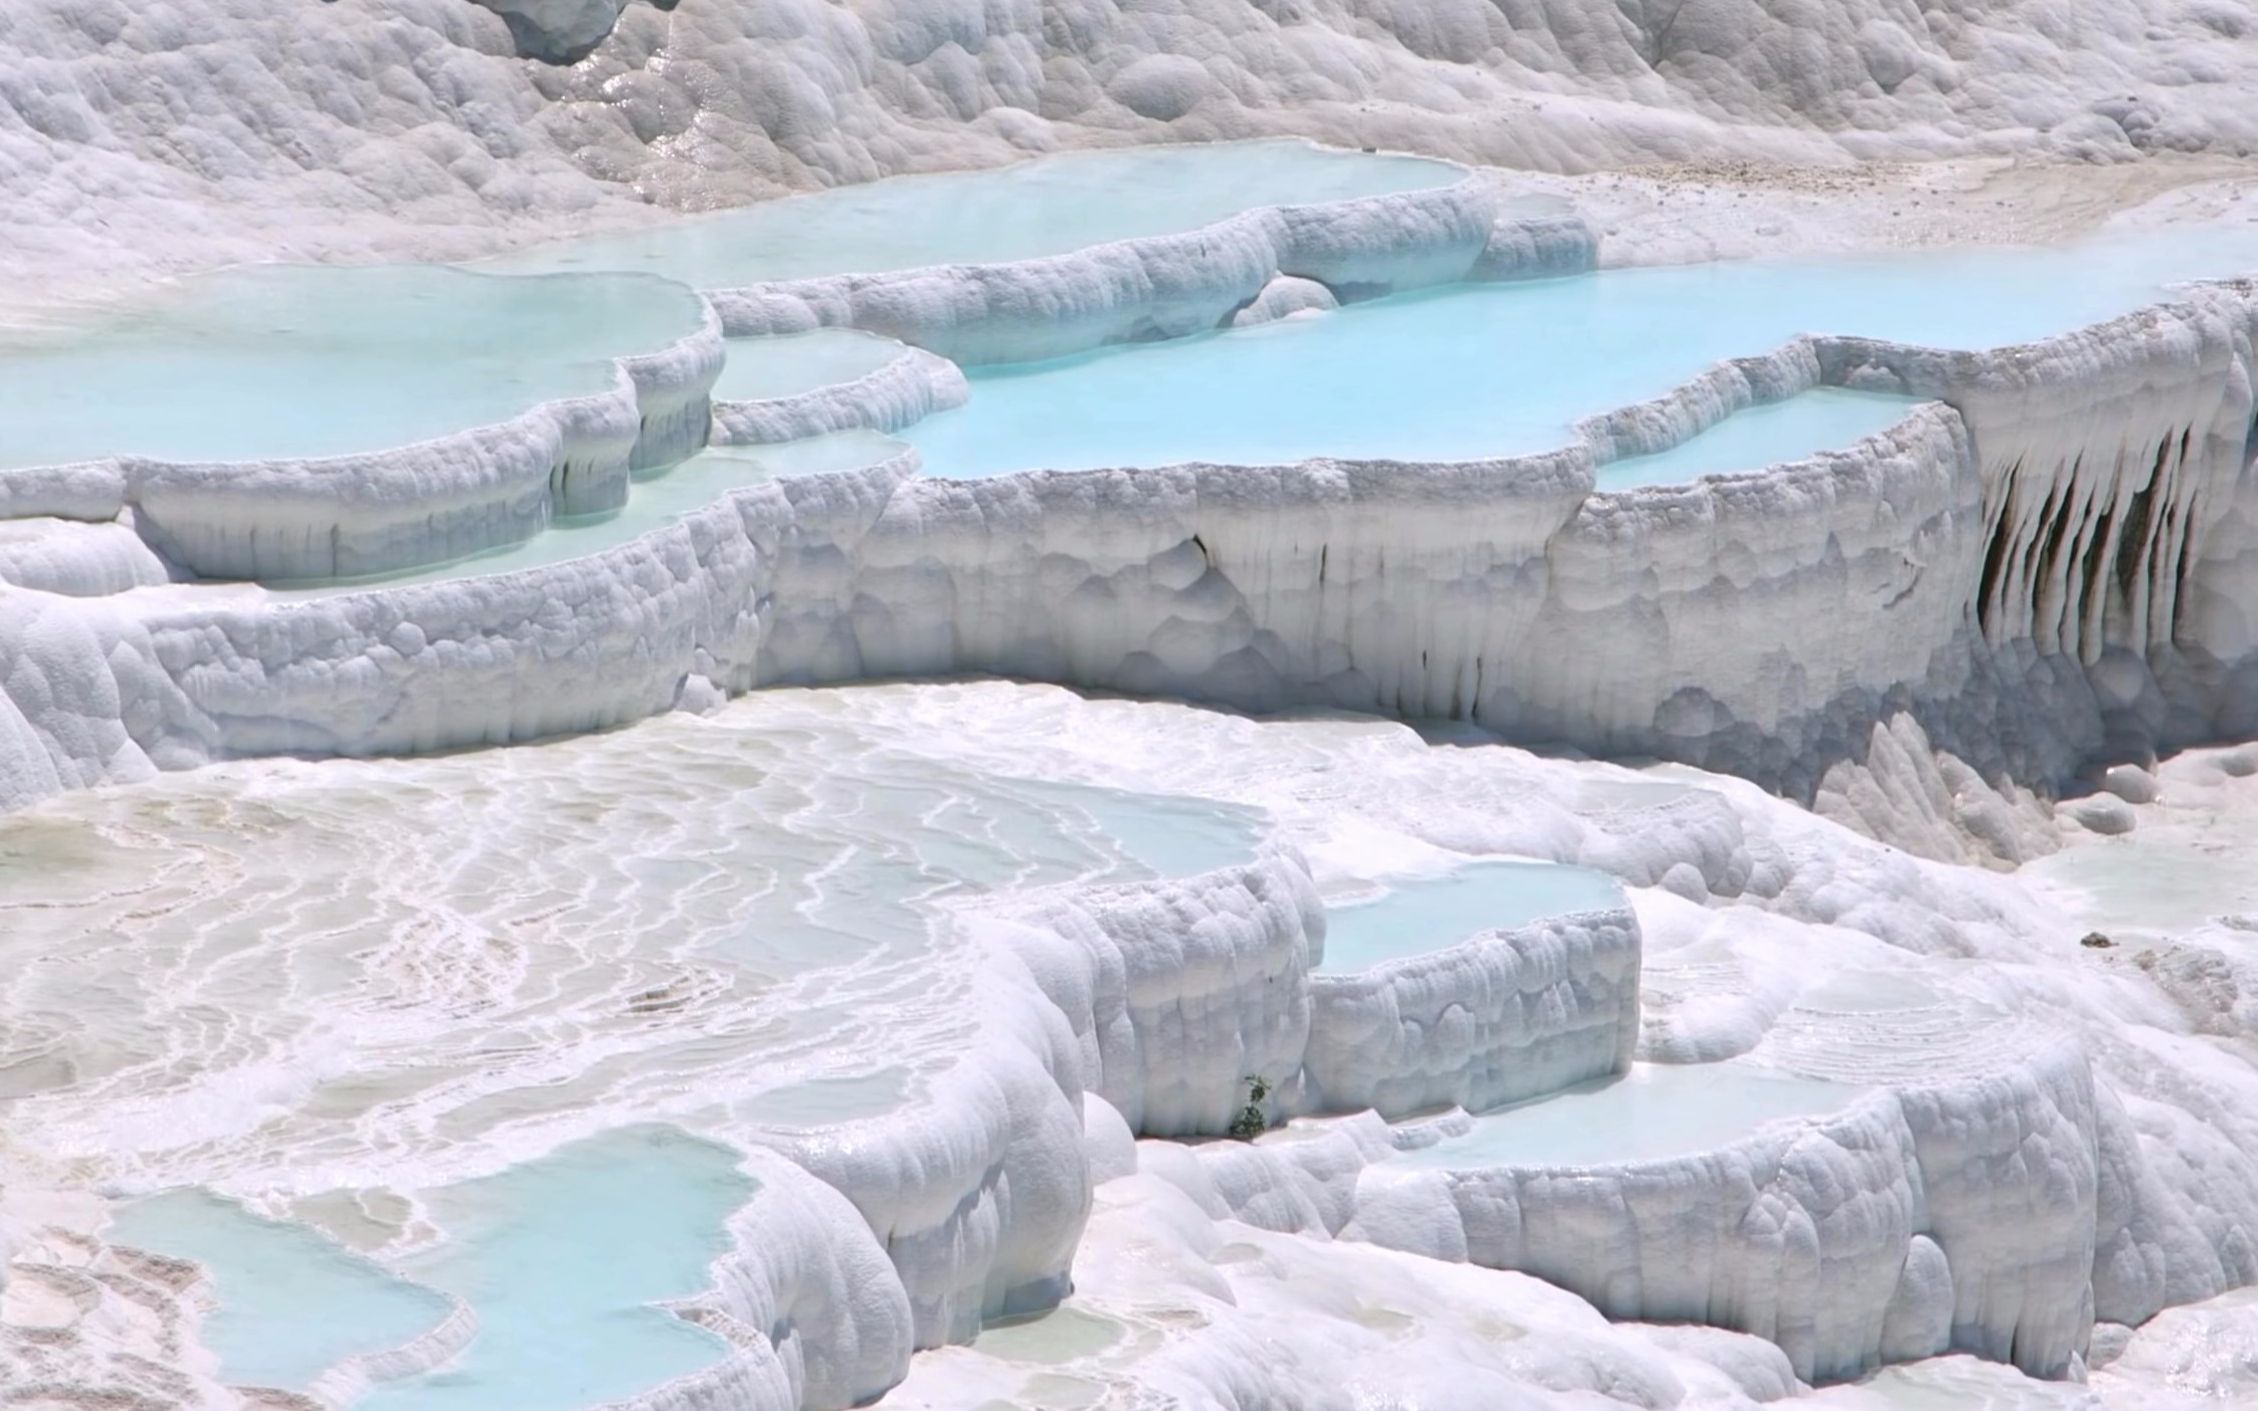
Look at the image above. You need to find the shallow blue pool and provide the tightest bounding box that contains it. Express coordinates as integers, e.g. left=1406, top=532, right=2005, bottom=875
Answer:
left=112, top=1128, right=753, bottom=1405
left=713, top=329, right=906, bottom=401
left=1597, top=388, right=1924, bottom=490
left=362, top=1127, right=751, bottom=1411
left=1320, top=860, right=1623, bottom=972
left=0, top=265, right=704, bottom=471
left=490, top=140, right=1461, bottom=285
left=904, top=223, right=2258, bottom=480
left=109, top=1190, right=451, bottom=1391
left=1400, top=1062, right=1868, bottom=1168
left=1010, top=779, right=1265, bottom=879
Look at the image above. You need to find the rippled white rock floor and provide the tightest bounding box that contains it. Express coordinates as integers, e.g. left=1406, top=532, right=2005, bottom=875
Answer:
left=7, top=679, right=2258, bottom=1406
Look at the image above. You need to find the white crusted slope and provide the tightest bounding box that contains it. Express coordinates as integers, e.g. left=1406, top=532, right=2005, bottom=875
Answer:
left=9, top=0, right=2258, bottom=292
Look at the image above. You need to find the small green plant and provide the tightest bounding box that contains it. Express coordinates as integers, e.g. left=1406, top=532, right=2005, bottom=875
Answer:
left=1228, top=1074, right=1272, bottom=1141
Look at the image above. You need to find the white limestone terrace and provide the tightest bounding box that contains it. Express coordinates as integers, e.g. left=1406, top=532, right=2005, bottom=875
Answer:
left=611, top=143, right=1587, bottom=364
left=0, top=264, right=721, bottom=582
left=0, top=691, right=1277, bottom=1405
left=1184, top=1012, right=2109, bottom=1384
left=0, top=142, right=1566, bottom=594
left=12, top=679, right=2249, bottom=1407
left=486, top=137, right=1593, bottom=366
left=707, top=331, right=969, bottom=447
left=8, top=250, right=2255, bottom=833
left=10, top=7, right=2258, bottom=1410
left=261, top=433, right=920, bottom=597
left=1300, top=861, right=1641, bottom=1118
left=483, top=139, right=1489, bottom=290
left=0, top=682, right=1711, bottom=1408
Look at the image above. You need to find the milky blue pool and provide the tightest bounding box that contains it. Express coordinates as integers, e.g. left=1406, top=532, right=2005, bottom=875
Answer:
left=110, top=1129, right=752, bottom=1405
left=1400, top=1062, right=1868, bottom=1168
left=361, top=1127, right=752, bottom=1411
left=713, top=329, right=907, bottom=402
left=490, top=140, right=1462, bottom=285
left=1597, top=389, right=1924, bottom=490
left=109, top=1190, right=450, bottom=1392
left=1320, top=860, right=1623, bottom=973
left=903, top=223, right=2258, bottom=481
left=0, top=265, right=703, bottom=471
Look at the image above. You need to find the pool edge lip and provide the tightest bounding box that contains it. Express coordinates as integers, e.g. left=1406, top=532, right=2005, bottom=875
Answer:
left=0, top=280, right=727, bottom=584
left=1309, top=889, right=1633, bottom=983
left=1380, top=1065, right=1893, bottom=1181
left=697, top=151, right=1520, bottom=366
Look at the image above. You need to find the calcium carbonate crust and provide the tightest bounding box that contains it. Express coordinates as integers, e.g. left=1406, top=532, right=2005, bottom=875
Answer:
left=7, top=699, right=2250, bottom=1410
left=10, top=0, right=2258, bottom=294
left=11, top=280, right=2258, bottom=835
left=1175, top=1032, right=2114, bottom=1385
left=0, top=302, right=724, bottom=584
left=703, top=181, right=1591, bottom=364
left=9, top=154, right=2258, bottom=1411
left=1298, top=907, right=1642, bottom=1119
left=708, top=343, right=968, bottom=445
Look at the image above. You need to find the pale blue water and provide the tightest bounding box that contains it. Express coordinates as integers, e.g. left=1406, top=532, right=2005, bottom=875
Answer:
left=905, top=223, right=2258, bottom=480
left=1399, top=1062, right=1867, bottom=1169
left=276, top=432, right=904, bottom=593
left=0, top=265, right=704, bottom=471
left=491, top=141, right=1461, bottom=285
left=740, top=1069, right=913, bottom=1128
left=888, top=775, right=1261, bottom=889
left=1597, top=389, right=1922, bottom=490
left=1320, top=860, right=1623, bottom=972
left=713, top=329, right=905, bottom=401
left=1012, top=779, right=1265, bottom=878
left=680, top=767, right=1262, bottom=971
left=108, top=1190, right=451, bottom=1392
left=360, top=1127, right=752, bottom=1411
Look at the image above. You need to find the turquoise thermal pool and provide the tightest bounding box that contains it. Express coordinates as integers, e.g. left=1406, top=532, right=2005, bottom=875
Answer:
left=108, top=1191, right=452, bottom=1392
left=713, top=329, right=909, bottom=401
left=2025, top=833, right=2258, bottom=939
left=358, top=1128, right=751, bottom=1411
left=903, top=223, right=2258, bottom=480
left=115, top=1129, right=753, bottom=1408
left=1596, top=389, right=1925, bottom=489
left=1399, top=1062, right=1869, bottom=1168
left=489, top=140, right=1462, bottom=284
left=1319, top=860, right=1624, bottom=973
left=0, top=265, right=705, bottom=471
left=1016, top=779, right=1266, bottom=880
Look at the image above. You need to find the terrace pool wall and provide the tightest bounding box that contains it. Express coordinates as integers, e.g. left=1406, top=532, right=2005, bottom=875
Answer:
left=5, top=151, right=2258, bottom=821
left=1187, top=1033, right=2114, bottom=1385
left=11, top=284, right=2258, bottom=815
left=0, top=267, right=722, bottom=584
left=15, top=138, right=2258, bottom=1411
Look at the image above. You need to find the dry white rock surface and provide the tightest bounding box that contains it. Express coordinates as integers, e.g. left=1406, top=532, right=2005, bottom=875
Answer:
left=7, top=0, right=2258, bottom=297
